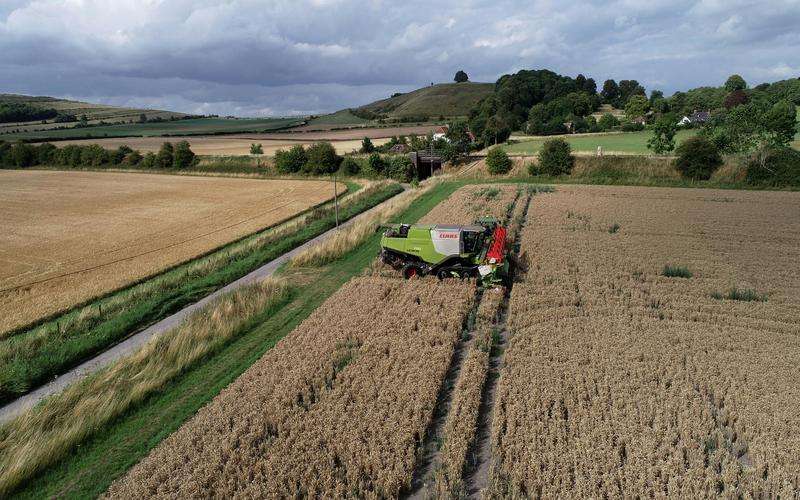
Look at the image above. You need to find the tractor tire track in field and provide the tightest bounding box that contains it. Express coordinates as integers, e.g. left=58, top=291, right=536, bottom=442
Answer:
left=406, top=189, right=526, bottom=499
left=465, top=190, right=533, bottom=498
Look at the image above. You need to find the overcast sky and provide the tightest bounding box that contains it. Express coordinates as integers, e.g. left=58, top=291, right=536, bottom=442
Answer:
left=1, top=0, right=798, bottom=117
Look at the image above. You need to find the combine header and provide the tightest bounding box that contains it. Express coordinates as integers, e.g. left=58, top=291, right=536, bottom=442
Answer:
left=379, top=216, right=509, bottom=285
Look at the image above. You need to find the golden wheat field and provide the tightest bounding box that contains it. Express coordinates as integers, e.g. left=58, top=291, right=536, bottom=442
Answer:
left=491, top=185, right=800, bottom=497
left=0, top=170, right=336, bottom=334
left=419, top=184, right=519, bottom=224
left=105, top=277, right=474, bottom=498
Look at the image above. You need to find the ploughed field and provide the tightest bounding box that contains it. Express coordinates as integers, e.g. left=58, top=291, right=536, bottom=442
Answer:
left=493, top=185, right=800, bottom=496
left=0, top=170, right=335, bottom=334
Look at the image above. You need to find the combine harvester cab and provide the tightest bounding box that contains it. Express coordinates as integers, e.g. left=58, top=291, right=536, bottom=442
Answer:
left=379, top=217, right=509, bottom=285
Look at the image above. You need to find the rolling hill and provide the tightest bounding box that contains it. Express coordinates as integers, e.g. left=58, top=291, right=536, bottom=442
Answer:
left=356, top=82, right=493, bottom=118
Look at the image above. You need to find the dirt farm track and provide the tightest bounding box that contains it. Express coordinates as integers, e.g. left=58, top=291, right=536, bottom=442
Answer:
left=0, top=170, right=334, bottom=333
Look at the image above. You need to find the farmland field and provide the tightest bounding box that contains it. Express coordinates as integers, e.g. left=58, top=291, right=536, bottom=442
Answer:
left=52, top=136, right=389, bottom=157
left=492, top=185, right=800, bottom=496
left=501, top=129, right=697, bottom=155
left=0, top=170, right=336, bottom=334
left=0, top=117, right=303, bottom=141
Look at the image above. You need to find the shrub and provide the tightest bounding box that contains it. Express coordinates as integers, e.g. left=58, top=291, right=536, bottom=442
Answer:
left=662, top=265, right=692, bottom=278
left=124, top=151, right=143, bottom=166
left=673, top=136, right=723, bottom=180
left=140, top=152, right=157, bottom=169
left=621, top=120, right=644, bottom=132
left=597, top=113, right=620, bottom=131
left=275, top=144, right=307, bottom=174
left=537, top=138, right=574, bottom=176
left=361, top=137, right=374, bottom=153
left=156, top=142, right=174, bottom=169
left=366, top=152, right=386, bottom=175
left=304, top=142, right=340, bottom=175
left=9, top=142, right=37, bottom=167
left=386, top=155, right=415, bottom=182
left=173, top=140, right=196, bottom=168
left=339, top=157, right=362, bottom=175
left=745, top=147, right=800, bottom=186
left=486, top=147, right=513, bottom=175
left=250, top=143, right=263, bottom=155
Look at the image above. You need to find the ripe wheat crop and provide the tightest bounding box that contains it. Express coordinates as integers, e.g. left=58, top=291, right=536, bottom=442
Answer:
left=419, top=184, right=519, bottom=224
left=490, top=185, right=800, bottom=497
left=106, top=277, right=475, bottom=498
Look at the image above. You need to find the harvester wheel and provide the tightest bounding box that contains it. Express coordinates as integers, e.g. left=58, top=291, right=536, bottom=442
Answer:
left=402, top=263, right=422, bottom=279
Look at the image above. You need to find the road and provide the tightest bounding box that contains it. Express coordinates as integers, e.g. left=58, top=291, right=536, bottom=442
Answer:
left=0, top=189, right=402, bottom=424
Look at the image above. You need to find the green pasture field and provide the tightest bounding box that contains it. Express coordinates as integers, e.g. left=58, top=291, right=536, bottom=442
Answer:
left=501, top=129, right=697, bottom=155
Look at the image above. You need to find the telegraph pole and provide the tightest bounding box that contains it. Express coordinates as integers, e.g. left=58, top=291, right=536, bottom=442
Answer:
left=333, top=173, right=339, bottom=228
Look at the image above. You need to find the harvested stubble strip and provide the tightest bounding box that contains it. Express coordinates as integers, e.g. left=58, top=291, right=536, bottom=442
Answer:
left=290, top=181, right=436, bottom=268
left=435, top=286, right=505, bottom=497
left=491, top=185, right=800, bottom=497
left=0, top=278, right=291, bottom=498
left=106, top=277, right=475, bottom=498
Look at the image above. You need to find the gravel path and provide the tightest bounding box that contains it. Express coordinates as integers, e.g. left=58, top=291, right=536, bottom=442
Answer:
left=0, top=190, right=401, bottom=424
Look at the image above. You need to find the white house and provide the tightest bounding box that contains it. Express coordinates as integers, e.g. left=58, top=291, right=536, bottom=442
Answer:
left=432, top=125, right=449, bottom=141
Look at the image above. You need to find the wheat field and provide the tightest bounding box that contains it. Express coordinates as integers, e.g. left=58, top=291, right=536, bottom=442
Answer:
left=490, top=185, right=800, bottom=497
left=105, top=277, right=474, bottom=498
left=0, top=170, right=335, bottom=334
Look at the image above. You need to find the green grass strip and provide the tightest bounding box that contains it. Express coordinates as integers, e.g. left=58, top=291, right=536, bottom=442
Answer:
left=10, top=180, right=459, bottom=499
left=0, top=182, right=401, bottom=405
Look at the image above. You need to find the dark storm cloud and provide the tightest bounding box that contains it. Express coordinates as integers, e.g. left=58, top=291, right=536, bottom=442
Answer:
left=1, top=0, right=798, bottom=116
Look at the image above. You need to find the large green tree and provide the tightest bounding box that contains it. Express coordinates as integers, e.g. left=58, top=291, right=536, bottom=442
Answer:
left=724, top=74, right=747, bottom=92
left=647, top=114, right=678, bottom=155
left=624, top=95, right=650, bottom=120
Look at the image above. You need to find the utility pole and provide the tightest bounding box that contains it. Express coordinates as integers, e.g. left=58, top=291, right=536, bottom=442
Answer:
left=333, top=173, right=339, bottom=228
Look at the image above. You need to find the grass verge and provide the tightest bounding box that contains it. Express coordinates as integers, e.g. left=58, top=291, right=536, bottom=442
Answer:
left=5, top=181, right=461, bottom=499
left=0, top=181, right=402, bottom=405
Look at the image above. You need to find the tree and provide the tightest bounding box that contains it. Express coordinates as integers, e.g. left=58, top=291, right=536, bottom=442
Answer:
left=618, top=80, right=646, bottom=106
left=647, top=114, right=678, bottom=155
left=601, top=79, right=619, bottom=104
left=454, top=70, right=469, bottom=83
left=724, top=90, right=749, bottom=109
left=360, top=137, right=375, bottom=153
left=274, top=144, right=307, bottom=173
left=124, top=150, right=143, bottom=166
left=597, top=113, right=620, bottom=131
left=138, top=113, right=147, bottom=123
left=10, top=142, right=36, bottom=167
left=673, top=136, right=723, bottom=180
left=141, top=152, right=157, bottom=169
left=386, top=155, right=415, bottom=181
left=304, top=142, right=341, bottom=174
left=624, top=95, right=650, bottom=120
left=250, top=143, right=263, bottom=155
left=486, top=147, right=513, bottom=175
left=725, top=74, right=747, bottom=92
left=173, top=141, right=196, bottom=168
left=446, top=120, right=472, bottom=154
left=763, top=99, right=797, bottom=147
left=156, top=142, right=174, bottom=169
left=537, top=138, right=574, bottom=176
left=112, top=145, right=133, bottom=164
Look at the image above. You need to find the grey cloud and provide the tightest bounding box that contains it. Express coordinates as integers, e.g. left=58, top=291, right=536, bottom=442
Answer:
left=1, top=0, right=798, bottom=116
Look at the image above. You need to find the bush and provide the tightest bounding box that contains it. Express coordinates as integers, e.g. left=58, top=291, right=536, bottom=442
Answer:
left=339, top=157, right=362, bottom=175
left=486, top=147, right=513, bottom=175
left=361, top=137, right=374, bottom=153
left=366, top=152, right=386, bottom=175
left=173, top=140, right=196, bottom=168
left=385, top=155, right=415, bottom=182
left=537, top=138, right=574, bottom=176
left=621, top=120, right=645, bottom=132
left=745, top=147, right=800, bottom=186
left=597, top=113, right=620, bottom=131
left=141, top=152, right=157, bottom=169
left=303, top=142, right=340, bottom=175
left=156, top=142, right=174, bottom=169
left=673, top=136, right=723, bottom=180
left=275, top=144, right=307, bottom=174
left=124, top=151, right=143, bottom=166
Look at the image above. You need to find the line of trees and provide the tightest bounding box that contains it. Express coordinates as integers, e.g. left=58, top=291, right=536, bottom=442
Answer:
left=0, top=140, right=197, bottom=169
left=0, top=103, right=59, bottom=124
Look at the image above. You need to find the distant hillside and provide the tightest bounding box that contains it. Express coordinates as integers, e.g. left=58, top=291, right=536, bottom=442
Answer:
left=355, top=82, right=493, bottom=119
left=0, top=93, right=187, bottom=136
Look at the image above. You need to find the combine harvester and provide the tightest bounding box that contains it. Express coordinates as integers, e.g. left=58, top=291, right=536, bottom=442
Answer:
left=379, top=216, right=510, bottom=285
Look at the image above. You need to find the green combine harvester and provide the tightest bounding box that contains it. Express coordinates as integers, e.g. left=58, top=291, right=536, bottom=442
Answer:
left=379, top=216, right=510, bottom=285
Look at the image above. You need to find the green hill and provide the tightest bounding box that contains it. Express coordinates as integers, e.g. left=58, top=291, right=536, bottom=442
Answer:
left=356, top=82, right=493, bottom=119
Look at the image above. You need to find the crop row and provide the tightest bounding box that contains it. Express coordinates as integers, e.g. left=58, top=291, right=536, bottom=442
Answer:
left=106, top=277, right=475, bottom=498
left=490, top=185, right=800, bottom=497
